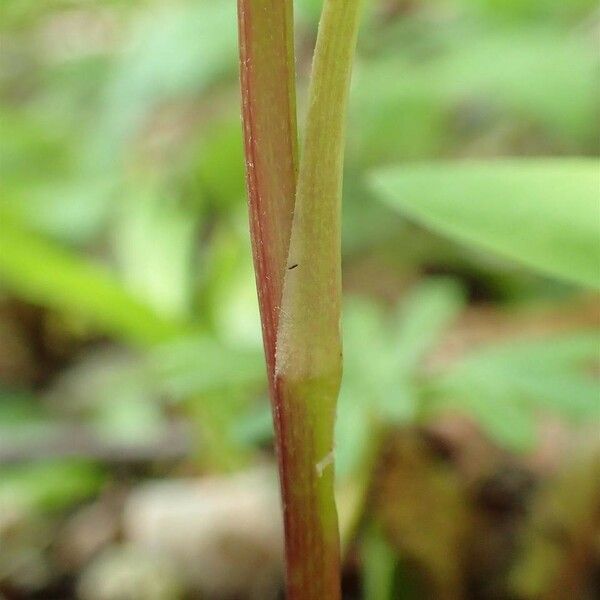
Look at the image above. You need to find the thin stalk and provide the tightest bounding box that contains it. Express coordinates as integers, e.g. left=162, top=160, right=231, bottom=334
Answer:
left=237, top=0, right=298, bottom=383
left=237, top=0, right=362, bottom=597
left=275, top=0, right=362, bottom=596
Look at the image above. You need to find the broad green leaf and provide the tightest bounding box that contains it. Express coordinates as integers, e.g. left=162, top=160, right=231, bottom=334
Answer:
left=371, top=160, right=600, bottom=288
left=0, top=219, right=186, bottom=346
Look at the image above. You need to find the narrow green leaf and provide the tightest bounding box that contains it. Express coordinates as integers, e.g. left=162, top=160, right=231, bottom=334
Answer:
left=0, top=219, right=185, bottom=345
left=371, top=160, right=600, bottom=288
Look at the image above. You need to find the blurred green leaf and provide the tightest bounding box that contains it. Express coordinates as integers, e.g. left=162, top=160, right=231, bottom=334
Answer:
left=0, top=390, right=44, bottom=427
left=93, top=397, right=165, bottom=446
left=389, top=279, right=466, bottom=381
left=363, top=524, right=397, bottom=600
left=114, top=188, right=197, bottom=319
left=351, top=28, right=599, bottom=164
left=231, top=404, right=273, bottom=447
left=189, top=120, right=246, bottom=211
left=371, top=160, right=600, bottom=289
left=90, top=0, right=238, bottom=170
left=349, top=59, right=445, bottom=165
left=336, top=279, right=465, bottom=479
left=466, top=0, right=598, bottom=22
left=0, top=109, right=112, bottom=243
left=0, top=461, right=104, bottom=513
left=201, top=218, right=264, bottom=347
left=150, top=334, right=265, bottom=397
left=0, top=218, right=186, bottom=345
left=429, top=332, right=600, bottom=449
left=436, top=30, right=599, bottom=145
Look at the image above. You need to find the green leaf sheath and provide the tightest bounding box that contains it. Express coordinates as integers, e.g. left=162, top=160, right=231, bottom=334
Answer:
left=237, top=0, right=298, bottom=385
left=371, top=159, right=600, bottom=289
left=276, top=0, right=363, bottom=382
left=274, top=0, right=363, bottom=597
left=238, top=0, right=362, bottom=595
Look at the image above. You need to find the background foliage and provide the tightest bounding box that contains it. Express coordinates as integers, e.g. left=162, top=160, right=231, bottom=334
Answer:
left=0, top=1, right=598, bottom=598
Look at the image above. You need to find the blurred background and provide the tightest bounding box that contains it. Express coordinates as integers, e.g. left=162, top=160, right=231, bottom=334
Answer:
left=0, top=0, right=599, bottom=598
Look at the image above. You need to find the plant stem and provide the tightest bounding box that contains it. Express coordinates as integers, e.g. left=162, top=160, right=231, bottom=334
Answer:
left=237, top=0, right=298, bottom=383
left=275, top=0, right=362, bottom=596
left=237, top=0, right=362, bottom=597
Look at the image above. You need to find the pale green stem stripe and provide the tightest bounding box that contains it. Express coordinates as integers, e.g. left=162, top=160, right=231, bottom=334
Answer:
left=276, top=0, right=363, bottom=386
